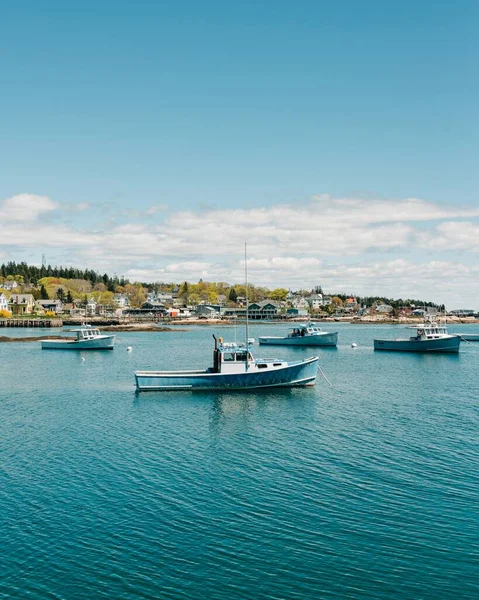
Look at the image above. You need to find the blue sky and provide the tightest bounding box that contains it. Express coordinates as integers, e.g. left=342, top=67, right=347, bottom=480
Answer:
left=1, top=1, right=478, bottom=306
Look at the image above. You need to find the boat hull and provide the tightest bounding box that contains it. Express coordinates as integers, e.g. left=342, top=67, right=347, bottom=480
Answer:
left=41, top=336, right=115, bottom=350
left=135, top=357, right=319, bottom=391
left=258, top=332, right=338, bottom=347
left=374, top=336, right=460, bottom=353
left=455, top=333, right=479, bottom=342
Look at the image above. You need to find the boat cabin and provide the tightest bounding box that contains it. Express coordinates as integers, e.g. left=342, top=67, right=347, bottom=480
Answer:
left=415, top=324, right=449, bottom=340
left=212, top=335, right=285, bottom=373
left=288, top=323, right=322, bottom=338
left=68, top=327, right=103, bottom=340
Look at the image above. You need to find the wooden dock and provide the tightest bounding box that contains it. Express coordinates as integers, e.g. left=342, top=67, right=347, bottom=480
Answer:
left=0, top=319, right=63, bottom=328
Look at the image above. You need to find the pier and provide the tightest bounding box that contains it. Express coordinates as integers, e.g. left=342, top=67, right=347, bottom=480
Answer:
left=0, top=319, right=63, bottom=328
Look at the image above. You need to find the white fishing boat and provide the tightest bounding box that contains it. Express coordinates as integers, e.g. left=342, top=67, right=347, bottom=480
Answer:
left=135, top=336, right=319, bottom=391
left=41, top=325, right=115, bottom=350
left=374, top=316, right=460, bottom=353
left=135, top=244, right=319, bottom=391
left=259, top=322, right=338, bottom=347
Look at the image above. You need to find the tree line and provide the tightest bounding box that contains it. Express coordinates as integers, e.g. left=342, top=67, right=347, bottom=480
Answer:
left=0, top=261, right=128, bottom=290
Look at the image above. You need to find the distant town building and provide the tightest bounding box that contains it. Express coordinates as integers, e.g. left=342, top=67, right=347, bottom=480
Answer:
left=86, top=297, right=97, bottom=315
left=375, top=303, right=394, bottom=314
left=449, top=309, right=475, bottom=317
left=345, top=297, right=359, bottom=311
left=9, top=294, right=35, bottom=315
left=1, top=280, right=18, bottom=291
left=35, top=299, right=64, bottom=314
left=248, top=300, right=279, bottom=320
left=114, top=294, right=130, bottom=308
left=287, top=307, right=309, bottom=317
left=196, top=304, right=221, bottom=318
left=308, top=294, right=323, bottom=310
left=0, top=293, right=9, bottom=312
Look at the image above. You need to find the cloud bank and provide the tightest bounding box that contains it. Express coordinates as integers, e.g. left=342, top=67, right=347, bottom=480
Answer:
left=1, top=193, right=478, bottom=308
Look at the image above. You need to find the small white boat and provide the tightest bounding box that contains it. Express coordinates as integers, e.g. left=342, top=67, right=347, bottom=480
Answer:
left=258, top=322, right=338, bottom=347
left=41, top=325, right=115, bottom=350
left=135, top=335, right=318, bottom=391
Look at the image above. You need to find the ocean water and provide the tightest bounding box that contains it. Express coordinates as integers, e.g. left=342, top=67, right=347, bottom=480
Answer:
left=1, top=322, right=478, bottom=599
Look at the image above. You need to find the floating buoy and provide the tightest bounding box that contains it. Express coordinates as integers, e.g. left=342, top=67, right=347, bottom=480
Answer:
left=127, top=347, right=132, bottom=352
left=351, top=342, right=357, bottom=348
left=81, top=357, right=86, bottom=361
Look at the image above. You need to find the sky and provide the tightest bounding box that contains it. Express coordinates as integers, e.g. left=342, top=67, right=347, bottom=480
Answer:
left=0, top=0, right=478, bottom=308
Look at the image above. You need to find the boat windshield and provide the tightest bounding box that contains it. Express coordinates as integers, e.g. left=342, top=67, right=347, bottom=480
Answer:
left=222, top=350, right=252, bottom=362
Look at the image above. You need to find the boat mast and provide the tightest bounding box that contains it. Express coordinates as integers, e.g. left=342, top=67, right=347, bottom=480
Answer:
left=245, top=242, right=249, bottom=370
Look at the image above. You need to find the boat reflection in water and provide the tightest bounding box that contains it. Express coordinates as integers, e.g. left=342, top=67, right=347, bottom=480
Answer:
left=135, top=335, right=319, bottom=391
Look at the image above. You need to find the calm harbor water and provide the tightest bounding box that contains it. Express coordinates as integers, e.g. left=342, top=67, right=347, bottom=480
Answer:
left=1, top=322, right=478, bottom=599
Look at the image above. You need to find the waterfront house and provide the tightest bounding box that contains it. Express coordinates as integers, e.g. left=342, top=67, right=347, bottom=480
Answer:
left=35, top=299, right=64, bottom=314
left=248, top=300, right=279, bottom=320
left=196, top=304, right=221, bottom=318
left=287, top=307, right=309, bottom=317
left=222, top=307, right=247, bottom=318
left=8, top=294, right=35, bottom=315
left=0, top=293, right=9, bottom=312
left=141, top=301, right=166, bottom=313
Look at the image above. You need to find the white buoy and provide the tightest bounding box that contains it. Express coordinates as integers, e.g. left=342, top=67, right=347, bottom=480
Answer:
left=127, top=346, right=132, bottom=352
left=351, top=342, right=357, bottom=348
left=81, top=357, right=86, bottom=361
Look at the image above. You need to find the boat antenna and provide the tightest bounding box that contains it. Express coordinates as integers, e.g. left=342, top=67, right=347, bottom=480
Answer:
left=245, top=242, right=249, bottom=370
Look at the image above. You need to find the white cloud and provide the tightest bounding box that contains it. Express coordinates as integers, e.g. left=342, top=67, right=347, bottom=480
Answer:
left=0, top=193, right=58, bottom=222
left=1, top=192, right=479, bottom=307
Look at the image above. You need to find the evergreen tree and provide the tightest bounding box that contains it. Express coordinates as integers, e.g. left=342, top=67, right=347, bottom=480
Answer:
left=66, top=290, right=74, bottom=304
left=56, top=288, right=66, bottom=302
left=229, top=287, right=238, bottom=302
left=40, top=284, right=49, bottom=299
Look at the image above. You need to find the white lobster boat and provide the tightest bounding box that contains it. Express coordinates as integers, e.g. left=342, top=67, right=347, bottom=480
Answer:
left=135, top=335, right=318, bottom=391
left=374, top=317, right=460, bottom=353
left=259, top=322, right=338, bottom=347
left=41, top=325, right=115, bottom=350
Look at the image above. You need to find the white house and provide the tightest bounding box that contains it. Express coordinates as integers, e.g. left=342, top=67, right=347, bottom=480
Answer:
left=292, top=296, right=309, bottom=309
left=86, top=297, right=97, bottom=315
left=1, top=280, right=18, bottom=291
left=0, top=293, right=9, bottom=312
left=308, top=293, right=323, bottom=310
left=114, top=294, right=130, bottom=308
